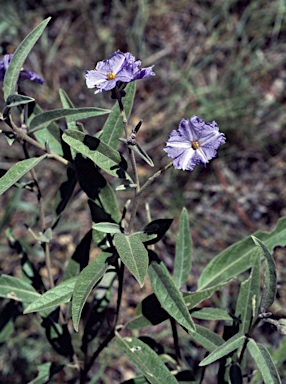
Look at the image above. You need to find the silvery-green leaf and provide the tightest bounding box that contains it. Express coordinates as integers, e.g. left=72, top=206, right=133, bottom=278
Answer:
left=29, top=107, right=110, bottom=131
left=189, top=324, right=224, bottom=353
left=235, top=251, right=260, bottom=334
left=62, top=130, right=132, bottom=181
left=247, top=339, right=282, bottom=384
left=115, top=335, right=178, bottom=384
left=114, top=233, right=148, bottom=287
left=24, top=277, right=77, bottom=313
left=173, top=207, right=192, bottom=289
left=0, top=275, right=40, bottom=304
left=92, top=222, right=122, bottom=234
left=252, top=236, right=277, bottom=312
left=3, top=17, right=51, bottom=100
left=72, top=252, right=113, bottom=331
left=199, top=334, right=246, bottom=366
left=198, top=217, right=286, bottom=289
left=0, top=155, right=47, bottom=195
left=101, top=82, right=136, bottom=149
left=148, top=251, right=195, bottom=332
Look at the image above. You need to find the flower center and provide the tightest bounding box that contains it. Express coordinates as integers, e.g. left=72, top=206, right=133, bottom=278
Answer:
left=192, top=140, right=200, bottom=150
left=106, top=72, right=116, bottom=81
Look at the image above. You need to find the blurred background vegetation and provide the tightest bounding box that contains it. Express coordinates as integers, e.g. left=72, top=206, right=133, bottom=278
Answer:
left=0, top=0, right=286, bottom=382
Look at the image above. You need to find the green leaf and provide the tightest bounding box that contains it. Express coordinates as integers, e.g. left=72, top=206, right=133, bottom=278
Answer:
left=0, top=155, right=47, bottom=195
left=29, top=107, right=110, bottom=131
left=251, top=236, right=277, bottom=312
left=59, top=88, right=84, bottom=131
left=30, top=104, right=63, bottom=156
left=3, top=17, right=51, bottom=100
left=183, top=281, right=231, bottom=310
left=101, top=82, right=136, bottom=149
left=191, top=308, right=232, bottom=321
left=247, top=339, right=282, bottom=384
left=24, top=277, right=77, bottom=313
left=199, top=334, right=246, bottom=366
left=115, top=335, right=178, bottom=384
left=62, top=130, right=132, bottom=181
left=92, top=222, right=122, bottom=234
left=0, top=275, right=40, bottom=304
left=235, top=251, right=260, bottom=334
left=131, top=231, right=158, bottom=244
left=114, top=233, right=148, bottom=287
left=189, top=324, right=224, bottom=353
left=72, top=252, right=113, bottom=331
left=97, top=181, right=121, bottom=224
left=174, top=207, right=192, bottom=289
left=5, top=94, right=35, bottom=108
left=198, top=216, right=286, bottom=290
left=148, top=251, right=196, bottom=332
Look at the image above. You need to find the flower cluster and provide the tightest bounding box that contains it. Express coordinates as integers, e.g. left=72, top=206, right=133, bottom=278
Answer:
left=0, top=54, right=44, bottom=84
left=164, top=116, right=226, bottom=171
left=85, top=50, right=155, bottom=94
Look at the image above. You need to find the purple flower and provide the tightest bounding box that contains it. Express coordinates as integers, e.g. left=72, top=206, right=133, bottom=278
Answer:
left=86, top=50, right=155, bottom=94
left=164, top=116, right=226, bottom=171
left=0, top=54, right=44, bottom=84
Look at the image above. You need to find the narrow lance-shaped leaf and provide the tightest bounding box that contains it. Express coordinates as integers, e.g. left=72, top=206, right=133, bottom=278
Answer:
left=114, top=233, right=148, bottom=287
left=235, top=251, right=260, bottom=335
left=251, top=236, right=277, bottom=312
left=24, top=277, right=77, bottom=313
left=198, top=216, right=286, bottom=290
left=191, top=308, right=232, bottom=321
left=62, top=130, right=132, bottom=181
left=189, top=324, right=224, bottom=353
left=0, top=155, right=47, bottom=195
left=173, top=207, right=192, bottom=289
left=0, top=275, right=40, bottom=304
left=5, top=94, right=35, bottom=108
left=29, top=104, right=63, bottom=156
left=183, top=281, right=231, bottom=310
left=247, top=339, right=282, bottom=384
left=199, top=334, right=246, bottom=366
left=148, top=251, right=196, bottom=332
left=98, top=182, right=121, bottom=223
left=72, top=252, right=113, bottom=331
left=125, top=141, right=154, bottom=167
left=92, top=222, right=122, bottom=234
left=101, top=81, right=136, bottom=149
left=29, top=107, right=111, bottom=131
left=3, top=17, right=51, bottom=100
left=115, top=335, right=178, bottom=384
left=59, top=88, right=84, bottom=131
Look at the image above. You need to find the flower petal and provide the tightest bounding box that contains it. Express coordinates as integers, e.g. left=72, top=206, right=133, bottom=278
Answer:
left=164, top=115, right=226, bottom=171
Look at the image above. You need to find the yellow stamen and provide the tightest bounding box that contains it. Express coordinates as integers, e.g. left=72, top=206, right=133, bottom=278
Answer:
left=106, top=72, right=116, bottom=80
left=192, top=140, right=200, bottom=150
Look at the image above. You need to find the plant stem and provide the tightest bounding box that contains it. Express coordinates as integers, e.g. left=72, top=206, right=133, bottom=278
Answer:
left=170, top=317, right=182, bottom=365
left=23, top=144, right=54, bottom=290
left=3, top=114, right=69, bottom=165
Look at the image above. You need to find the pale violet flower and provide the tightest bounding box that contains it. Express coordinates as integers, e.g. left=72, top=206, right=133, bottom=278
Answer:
left=0, top=54, right=44, bottom=84
left=86, top=50, right=155, bottom=94
left=164, top=116, right=226, bottom=171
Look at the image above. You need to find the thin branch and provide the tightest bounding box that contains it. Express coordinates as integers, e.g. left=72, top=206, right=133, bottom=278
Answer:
left=22, top=144, right=54, bottom=289
left=3, top=115, right=69, bottom=166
